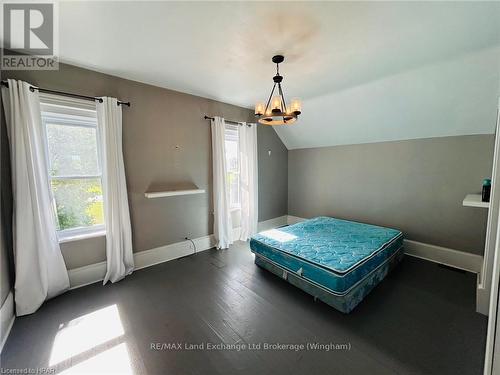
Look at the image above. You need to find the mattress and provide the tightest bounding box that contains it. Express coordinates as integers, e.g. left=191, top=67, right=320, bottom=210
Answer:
left=250, top=216, right=403, bottom=295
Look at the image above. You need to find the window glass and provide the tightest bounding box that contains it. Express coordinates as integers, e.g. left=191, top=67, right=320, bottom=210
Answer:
left=41, top=97, right=105, bottom=238
left=224, top=126, right=240, bottom=209
left=46, top=123, right=100, bottom=177
left=51, top=178, right=104, bottom=230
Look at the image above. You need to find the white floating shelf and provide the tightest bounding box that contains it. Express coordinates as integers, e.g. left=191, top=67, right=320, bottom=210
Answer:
left=463, top=194, right=490, bottom=209
left=145, top=189, right=205, bottom=199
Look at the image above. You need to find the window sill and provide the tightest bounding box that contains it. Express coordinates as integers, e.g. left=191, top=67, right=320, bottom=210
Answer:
left=230, top=207, right=241, bottom=212
left=58, top=229, right=106, bottom=244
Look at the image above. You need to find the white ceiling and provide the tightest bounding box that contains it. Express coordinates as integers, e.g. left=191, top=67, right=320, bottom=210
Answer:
left=57, top=1, right=500, bottom=149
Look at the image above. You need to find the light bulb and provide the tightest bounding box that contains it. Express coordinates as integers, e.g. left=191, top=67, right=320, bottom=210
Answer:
left=271, top=96, right=282, bottom=112
left=254, top=102, right=265, bottom=116
left=290, top=98, right=302, bottom=115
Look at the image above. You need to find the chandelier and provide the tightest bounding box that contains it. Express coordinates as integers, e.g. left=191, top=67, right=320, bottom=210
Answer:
left=254, top=55, right=302, bottom=125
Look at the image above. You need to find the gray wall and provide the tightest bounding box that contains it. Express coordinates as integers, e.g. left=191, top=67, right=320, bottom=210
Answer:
left=258, top=125, right=288, bottom=221
left=2, top=64, right=288, bottom=270
left=288, top=135, right=494, bottom=255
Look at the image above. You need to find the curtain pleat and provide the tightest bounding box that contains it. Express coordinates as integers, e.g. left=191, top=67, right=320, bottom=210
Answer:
left=211, top=117, right=233, bottom=249
left=239, top=124, right=258, bottom=240
left=97, top=97, right=134, bottom=283
left=1, top=79, right=69, bottom=315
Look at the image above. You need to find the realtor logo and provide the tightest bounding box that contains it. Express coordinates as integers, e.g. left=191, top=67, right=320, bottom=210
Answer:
left=1, top=2, right=59, bottom=70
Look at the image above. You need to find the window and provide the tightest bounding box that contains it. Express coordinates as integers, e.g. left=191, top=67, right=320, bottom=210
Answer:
left=40, top=95, right=105, bottom=241
left=224, top=124, right=240, bottom=210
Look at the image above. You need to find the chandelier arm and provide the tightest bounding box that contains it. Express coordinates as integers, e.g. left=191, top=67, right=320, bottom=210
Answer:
left=277, top=84, right=286, bottom=123
left=277, top=83, right=289, bottom=114
left=264, top=82, right=277, bottom=115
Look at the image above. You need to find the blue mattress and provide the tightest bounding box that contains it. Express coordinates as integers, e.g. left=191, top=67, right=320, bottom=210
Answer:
left=250, top=217, right=403, bottom=295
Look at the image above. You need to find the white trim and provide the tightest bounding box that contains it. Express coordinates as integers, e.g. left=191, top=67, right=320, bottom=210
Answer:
left=287, top=215, right=306, bottom=225
left=230, top=216, right=288, bottom=243
left=484, top=98, right=500, bottom=374
left=0, top=291, right=15, bottom=354
left=479, top=102, right=500, bottom=315
left=144, top=189, right=206, bottom=198
left=39, top=92, right=98, bottom=113
left=68, top=235, right=216, bottom=289
left=41, top=99, right=105, bottom=240
left=67, top=217, right=290, bottom=289
left=58, top=227, right=106, bottom=244
left=67, top=214, right=483, bottom=294
left=134, top=235, right=214, bottom=270
left=258, top=215, right=288, bottom=231
left=67, top=261, right=107, bottom=289
left=478, top=285, right=492, bottom=317
left=404, top=239, right=483, bottom=274
left=463, top=194, right=491, bottom=209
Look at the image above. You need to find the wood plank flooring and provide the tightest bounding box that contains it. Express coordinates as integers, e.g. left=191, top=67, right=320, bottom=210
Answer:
left=0, top=241, right=487, bottom=374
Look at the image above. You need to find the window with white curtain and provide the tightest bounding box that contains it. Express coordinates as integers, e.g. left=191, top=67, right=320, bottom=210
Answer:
left=224, top=124, right=240, bottom=210
left=40, top=94, right=105, bottom=241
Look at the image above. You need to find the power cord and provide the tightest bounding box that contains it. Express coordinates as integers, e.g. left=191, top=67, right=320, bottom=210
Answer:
left=185, top=237, right=196, bottom=255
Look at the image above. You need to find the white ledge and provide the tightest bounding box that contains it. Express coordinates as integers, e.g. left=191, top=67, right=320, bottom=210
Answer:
left=463, top=194, right=490, bottom=209
left=145, top=189, right=206, bottom=198
left=58, top=229, right=106, bottom=244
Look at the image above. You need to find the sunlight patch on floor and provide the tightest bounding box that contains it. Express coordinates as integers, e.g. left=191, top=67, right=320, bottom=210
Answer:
left=49, top=304, right=125, bottom=366
left=58, top=343, right=133, bottom=374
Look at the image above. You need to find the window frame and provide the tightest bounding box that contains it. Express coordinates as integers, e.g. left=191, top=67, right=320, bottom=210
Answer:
left=224, top=124, right=241, bottom=211
left=40, top=94, right=106, bottom=243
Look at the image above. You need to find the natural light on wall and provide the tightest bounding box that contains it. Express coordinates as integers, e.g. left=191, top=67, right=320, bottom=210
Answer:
left=49, top=304, right=133, bottom=374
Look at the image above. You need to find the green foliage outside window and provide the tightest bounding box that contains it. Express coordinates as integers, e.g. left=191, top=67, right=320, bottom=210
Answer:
left=52, top=179, right=104, bottom=230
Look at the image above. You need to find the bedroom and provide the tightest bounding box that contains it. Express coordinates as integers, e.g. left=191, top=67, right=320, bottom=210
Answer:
left=0, top=1, right=499, bottom=374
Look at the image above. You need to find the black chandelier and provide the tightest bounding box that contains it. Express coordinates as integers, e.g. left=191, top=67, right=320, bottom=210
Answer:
left=254, top=55, right=302, bottom=126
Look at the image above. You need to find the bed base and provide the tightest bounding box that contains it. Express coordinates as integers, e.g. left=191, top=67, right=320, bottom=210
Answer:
left=254, top=247, right=404, bottom=313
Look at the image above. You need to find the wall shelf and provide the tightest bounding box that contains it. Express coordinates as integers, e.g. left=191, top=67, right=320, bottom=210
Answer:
left=145, top=189, right=205, bottom=199
left=463, top=194, right=490, bottom=209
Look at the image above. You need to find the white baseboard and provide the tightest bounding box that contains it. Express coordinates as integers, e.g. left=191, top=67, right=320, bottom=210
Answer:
left=287, top=215, right=306, bottom=225
left=0, top=291, right=15, bottom=353
left=68, top=216, right=292, bottom=289
left=477, top=284, right=491, bottom=315
left=68, top=235, right=216, bottom=290
left=404, top=239, right=483, bottom=274
left=67, top=261, right=107, bottom=289
left=259, top=215, right=288, bottom=231
left=68, top=214, right=483, bottom=295
left=231, top=216, right=288, bottom=242
left=135, top=234, right=214, bottom=270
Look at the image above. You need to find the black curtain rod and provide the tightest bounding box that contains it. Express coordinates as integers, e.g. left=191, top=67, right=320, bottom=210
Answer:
left=0, top=80, right=130, bottom=107
left=204, top=115, right=252, bottom=127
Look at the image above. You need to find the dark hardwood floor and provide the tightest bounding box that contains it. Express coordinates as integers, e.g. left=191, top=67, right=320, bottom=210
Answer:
left=0, top=241, right=488, bottom=374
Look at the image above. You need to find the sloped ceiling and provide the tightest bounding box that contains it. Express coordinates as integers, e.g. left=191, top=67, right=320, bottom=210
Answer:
left=54, top=2, right=500, bottom=148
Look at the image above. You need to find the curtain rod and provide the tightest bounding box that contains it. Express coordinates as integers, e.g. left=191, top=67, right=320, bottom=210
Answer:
left=0, top=80, right=131, bottom=107
left=204, top=115, right=252, bottom=127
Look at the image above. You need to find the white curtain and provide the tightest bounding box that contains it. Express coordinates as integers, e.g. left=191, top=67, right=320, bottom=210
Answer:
left=97, top=97, right=134, bottom=284
left=211, top=116, right=233, bottom=249
left=239, top=123, right=258, bottom=240
left=1, top=79, right=69, bottom=316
